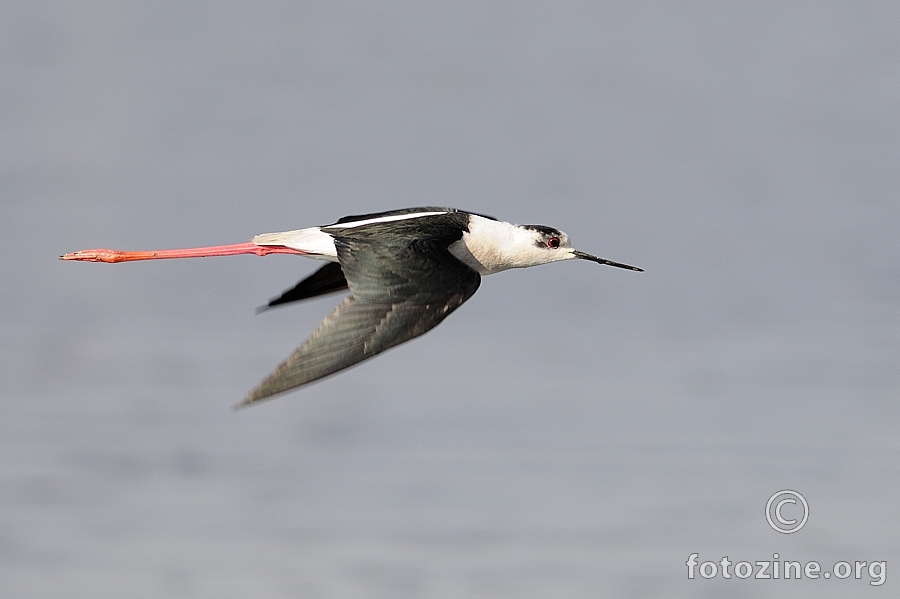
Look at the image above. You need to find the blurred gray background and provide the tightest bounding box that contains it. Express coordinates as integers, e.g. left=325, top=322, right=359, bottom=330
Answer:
left=2, top=2, right=899, bottom=597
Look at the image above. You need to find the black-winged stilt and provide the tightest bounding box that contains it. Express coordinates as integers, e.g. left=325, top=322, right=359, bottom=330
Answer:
left=61, top=207, right=642, bottom=407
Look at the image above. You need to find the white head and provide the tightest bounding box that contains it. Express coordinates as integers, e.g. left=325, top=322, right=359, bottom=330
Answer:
left=507, top=224, right=643, bottom=271
left=452, top=215, right=643, bottom=275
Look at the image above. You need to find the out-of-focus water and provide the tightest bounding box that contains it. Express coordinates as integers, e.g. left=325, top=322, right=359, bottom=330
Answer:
left=2, top=2, right=899, bottom=597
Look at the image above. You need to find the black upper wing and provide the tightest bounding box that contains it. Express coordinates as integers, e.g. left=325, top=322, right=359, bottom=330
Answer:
left=239, top=216, right=480, bottom=406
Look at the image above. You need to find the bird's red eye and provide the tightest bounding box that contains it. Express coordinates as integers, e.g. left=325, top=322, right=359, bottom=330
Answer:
left=547, top=237, right=560, bottom=248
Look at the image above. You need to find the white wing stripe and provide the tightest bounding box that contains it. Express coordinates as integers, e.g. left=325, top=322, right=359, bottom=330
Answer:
left=325, top=211, right=447, bottom=229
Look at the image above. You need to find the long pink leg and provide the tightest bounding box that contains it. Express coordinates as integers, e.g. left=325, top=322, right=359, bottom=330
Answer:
left=60, top=242, right=308, bottom=263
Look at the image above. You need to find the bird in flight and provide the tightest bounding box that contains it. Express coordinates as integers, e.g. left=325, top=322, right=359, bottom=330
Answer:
left=61, top=207, right=642, bottom=407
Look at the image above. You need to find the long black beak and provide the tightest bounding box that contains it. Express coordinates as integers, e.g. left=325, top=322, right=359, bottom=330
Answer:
left=573, top=250, right=643, bottom=272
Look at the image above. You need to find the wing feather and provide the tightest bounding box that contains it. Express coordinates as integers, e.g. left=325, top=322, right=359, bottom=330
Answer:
left=259, top=262, right=348, bottom=311
left=239, top=222, right=480, bottom=407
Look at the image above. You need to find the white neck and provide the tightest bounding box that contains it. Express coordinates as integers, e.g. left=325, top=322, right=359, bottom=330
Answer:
left=449, top=215, right=570, bottom=275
